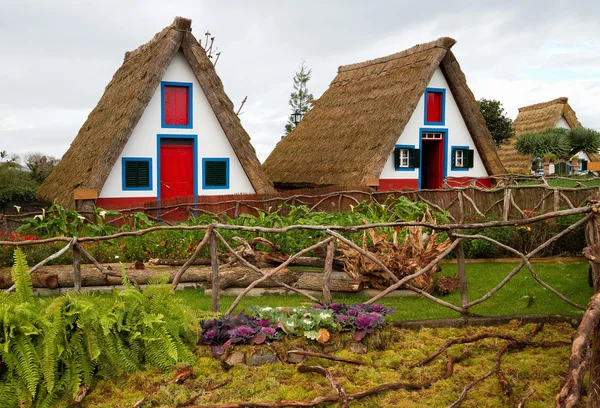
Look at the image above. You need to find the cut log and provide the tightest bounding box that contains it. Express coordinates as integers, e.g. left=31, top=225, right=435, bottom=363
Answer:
left=148, top=256, right=345, bottom=269
left=0, top=263, right=297, bottom=290
left=216, top=267, right=297, bottom=289
left=295, top=273, right=363, bottom=292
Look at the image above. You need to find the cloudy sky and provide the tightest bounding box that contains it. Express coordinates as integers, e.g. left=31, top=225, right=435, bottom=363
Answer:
left=1, top=0, right=599, bottom=163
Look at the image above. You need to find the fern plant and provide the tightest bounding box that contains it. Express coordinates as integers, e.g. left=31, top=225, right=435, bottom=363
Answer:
left=0, top=251, right=196, bottom=407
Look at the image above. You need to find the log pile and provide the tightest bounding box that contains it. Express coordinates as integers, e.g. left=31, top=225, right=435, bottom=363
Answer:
left=338, top=217, right=451, bottom=292
left=0, top=263, right=297, bottom=290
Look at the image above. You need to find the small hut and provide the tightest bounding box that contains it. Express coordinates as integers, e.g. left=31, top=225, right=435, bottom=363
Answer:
left=497, top=97, right=584, bottom=174
left=263, top=37, right=504, bottom=190
left=38, top=17, right=274, bottom=211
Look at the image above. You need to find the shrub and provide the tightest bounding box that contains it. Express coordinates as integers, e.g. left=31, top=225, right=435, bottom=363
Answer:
left=552, top=214, right=587, bottom=256
left=0, top=185, right=37, bottom=207
left=462, top=225, right=513, bottom=259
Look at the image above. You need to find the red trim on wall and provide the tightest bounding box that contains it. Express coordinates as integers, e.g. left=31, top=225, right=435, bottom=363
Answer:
left=379, top=179, right=419, bottom=191
left=445, top=178, right=493, bottom=188
left=96, top=197, right=156, bottom=210
left=379, top=178, right=493, bottom=191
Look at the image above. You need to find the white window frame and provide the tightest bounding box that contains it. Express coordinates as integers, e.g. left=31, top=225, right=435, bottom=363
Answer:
left=454, top=149, right=464, bottom=168
left=422, top=132, right=443, bottom=140
left=397, top=148, right=410, bottom=168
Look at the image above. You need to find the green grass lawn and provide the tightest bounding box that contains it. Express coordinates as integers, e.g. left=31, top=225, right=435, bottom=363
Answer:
left=515, top=176, right=600, bottom=188
left=175, top=261, right=592, bottom=320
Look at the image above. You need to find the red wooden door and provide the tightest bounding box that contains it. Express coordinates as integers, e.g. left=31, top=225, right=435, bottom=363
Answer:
left=421, top=139, right=444, bottom=189
left=160, top=145, right=194, bottom=199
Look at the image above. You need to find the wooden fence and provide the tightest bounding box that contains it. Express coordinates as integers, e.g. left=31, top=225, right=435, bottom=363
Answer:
left=3, top=175, right=600, bottom=235
left=3, top=192, right=600, bottom=406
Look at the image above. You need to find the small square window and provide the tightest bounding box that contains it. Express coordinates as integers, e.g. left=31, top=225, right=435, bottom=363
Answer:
left=451, top=148, right=474, bottom=170
left=394, top=146, right=420, bottom=170
left=454, top=150, right=464, bottom=167
left=398, top=149, right=410, bottom=167
left=203, top=158, right=230, bottom=189
left=122, top=158, right=152, bottom=190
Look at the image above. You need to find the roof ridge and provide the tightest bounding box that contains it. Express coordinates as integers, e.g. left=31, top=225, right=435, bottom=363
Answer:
left=124, top=17, right=191, bottom=63
left=518, top=97, right=569, bottom=112
left=338, top=37, right=456, bottom=73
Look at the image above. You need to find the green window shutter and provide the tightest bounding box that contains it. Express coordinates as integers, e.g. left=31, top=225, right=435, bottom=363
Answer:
left=466, top=149, right=474, bottom=168
left=409, top=149, right=420, bottom=168
left=125, top=160, right=150, bottom=188
left=205, top=161, right=227, bottom=187
left=451, top=149, right=457, bottom=167
left=394, top=147, right=401, bottom=169
left=582, top=159, right=588, bottom=171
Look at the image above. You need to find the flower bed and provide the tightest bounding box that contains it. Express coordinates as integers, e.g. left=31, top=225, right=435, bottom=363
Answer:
left=198, top=303, right=395, bottom=356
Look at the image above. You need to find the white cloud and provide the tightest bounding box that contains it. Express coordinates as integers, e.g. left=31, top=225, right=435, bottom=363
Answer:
left=0, top=0, right=599, bottom=164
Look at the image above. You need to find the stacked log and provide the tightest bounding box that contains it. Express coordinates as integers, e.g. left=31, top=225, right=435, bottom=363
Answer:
left=0, top=263, right=297, bottom=290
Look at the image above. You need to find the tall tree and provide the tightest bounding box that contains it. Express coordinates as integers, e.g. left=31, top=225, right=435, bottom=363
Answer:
left=284, top=61, right=313, bottom=135
left=478, top=98, right=515, bottom=146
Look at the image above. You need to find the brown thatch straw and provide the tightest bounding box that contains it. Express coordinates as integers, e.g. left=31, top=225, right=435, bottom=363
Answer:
left=263, top=37, right=504, bottom=189
left=38, top=17, right=274, bottom=209
left=497, top=97, right=583, bottom=173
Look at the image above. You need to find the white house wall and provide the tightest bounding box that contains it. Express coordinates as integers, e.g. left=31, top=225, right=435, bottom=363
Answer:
left=100, top=51, right=255, bottom=199
left=379, top=68, right=488, bottom=181
left=556, top=116, right=570, bottom=130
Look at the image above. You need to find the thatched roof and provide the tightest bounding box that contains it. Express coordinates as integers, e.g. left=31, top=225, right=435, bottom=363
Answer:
left=262, top=37, right=504, bottom=188
left=39, top=17, right=274, bottom=208
left=497, top=97, right=582, bottom=173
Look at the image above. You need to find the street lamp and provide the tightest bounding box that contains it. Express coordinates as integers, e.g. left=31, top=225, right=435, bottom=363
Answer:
left=292, top=110, right=303, bottom=126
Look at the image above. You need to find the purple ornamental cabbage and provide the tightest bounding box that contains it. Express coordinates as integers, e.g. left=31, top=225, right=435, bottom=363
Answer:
left=229, top=325, right=256, bottom=343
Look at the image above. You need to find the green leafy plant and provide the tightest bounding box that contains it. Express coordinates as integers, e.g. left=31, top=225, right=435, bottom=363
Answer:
left=478, top=98, right=515, bottom=146
left=516, top=127, right=600, bottom=162
left=0, top=251, right=196, bottom=407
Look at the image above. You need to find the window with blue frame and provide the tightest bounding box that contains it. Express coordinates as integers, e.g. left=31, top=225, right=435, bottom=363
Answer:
left=394, top=145, right=420, bottom=170
left=451, top=147, right=474, bottom=170
left=122, top=158, right=152, bottom=190
left=202, top=158, right=229, bottom=189
left=424, top=88, right=446, bottom=126
left=161, top=81, right=193, bottom=128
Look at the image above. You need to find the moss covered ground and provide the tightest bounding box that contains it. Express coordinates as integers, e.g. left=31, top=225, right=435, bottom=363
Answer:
left=64, top=322, right=580, bottom=407
left=50, top=260, right=590, bottom=407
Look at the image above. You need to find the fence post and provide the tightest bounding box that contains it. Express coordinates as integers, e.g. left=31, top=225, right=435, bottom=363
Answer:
left=585, top=196, right=600, bottom=406
left=209, top=230, right=220, bottom=313
left=322, top=240, right=335, bottom=304
left=72, top=241, right=82, bottom=292
left=553, top=188, right=560, bottom=212
left=457, top=191, right=465, bottom=224
left=502, top=188, right=511, bottom=221
left=455, top=238, right=468, bottom=310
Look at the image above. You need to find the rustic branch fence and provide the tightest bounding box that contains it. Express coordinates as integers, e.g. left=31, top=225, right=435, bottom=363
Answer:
left=1, top=201, right=595, bottom=314
left=3, top=175, right=600, bottom=235
left=4, top=181, right=600, bottom=406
